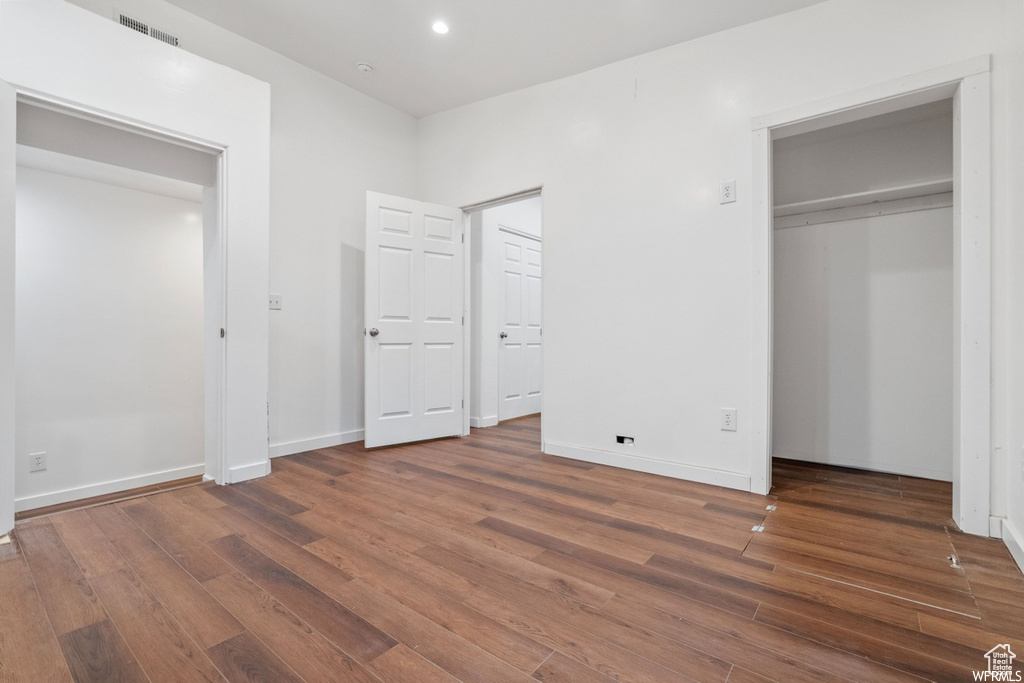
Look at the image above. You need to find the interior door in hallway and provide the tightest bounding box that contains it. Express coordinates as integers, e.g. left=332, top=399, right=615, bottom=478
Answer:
left=364, top=192, right=464, bottom=448
left=498, top=229, right=541, bottom=421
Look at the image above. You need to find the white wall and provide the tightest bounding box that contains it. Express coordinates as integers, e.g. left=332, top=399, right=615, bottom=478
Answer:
left=15, top=164, right=205, bottom=510
left=65, top=0, right=420, bottom=455
left=415, top=0, right=1023, bottom=509
left=773, top=208, right=954, bottom=480
left=1001, top=0, right=1024, bottom=569
left=470, top=196, right=542, bottom=427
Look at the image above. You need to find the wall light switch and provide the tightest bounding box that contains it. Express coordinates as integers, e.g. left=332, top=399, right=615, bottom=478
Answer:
left=720, top=179, right=737, bottom=204
left=269, top=294, right=283, bottom=311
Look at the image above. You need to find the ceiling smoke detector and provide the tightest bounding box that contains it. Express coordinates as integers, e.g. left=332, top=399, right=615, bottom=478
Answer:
left=356, top=62, right=374, bottom=74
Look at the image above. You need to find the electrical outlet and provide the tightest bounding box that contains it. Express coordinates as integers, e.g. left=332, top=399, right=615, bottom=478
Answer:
left=269, top=294, right=283, bottom=310
left=29, top=451, right=47, bottom=472
left=720, top=179, right=736, bottom=204
left=721, top=409, right=737, bottom=432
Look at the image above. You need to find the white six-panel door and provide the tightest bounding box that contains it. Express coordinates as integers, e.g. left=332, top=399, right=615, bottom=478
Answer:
left=365, top=192, right=464, bottom=448
left=498, top=229, right=542, bottom=421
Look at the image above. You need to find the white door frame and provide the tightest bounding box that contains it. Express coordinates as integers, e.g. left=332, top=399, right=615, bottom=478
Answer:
left=2, top=91, right=229, bottom=529
left=462, top=188, right=543, bottom=434
left=750, top=56, right=992, bottom=536
left=0, top=81, right=15, bottom=535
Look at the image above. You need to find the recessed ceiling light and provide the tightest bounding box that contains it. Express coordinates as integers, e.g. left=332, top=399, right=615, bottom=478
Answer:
left=432, top=21, right=449, bottom=34
left=356, top=62, right=374, bottom=73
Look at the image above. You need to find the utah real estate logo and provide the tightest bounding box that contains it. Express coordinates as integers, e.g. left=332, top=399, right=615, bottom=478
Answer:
left=974, top=644, right=1020, bottom=681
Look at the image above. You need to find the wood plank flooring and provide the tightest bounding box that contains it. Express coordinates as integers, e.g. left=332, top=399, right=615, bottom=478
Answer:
left=2, top=416, right=1022, bottom=681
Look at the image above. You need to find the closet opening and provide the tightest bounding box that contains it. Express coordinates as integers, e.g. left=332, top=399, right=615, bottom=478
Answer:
left=771, top=100, right=954, bottom=489
left=465, top=191, right=543, bottom=431
left=13, top=97, right=224, bottom=516
left=752, top=59, right=993, bottom=536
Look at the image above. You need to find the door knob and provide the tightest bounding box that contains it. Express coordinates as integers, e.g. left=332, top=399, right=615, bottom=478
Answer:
left=369, top=328, right=380, bottom=337
left=499, top=332, right=508, bottom=338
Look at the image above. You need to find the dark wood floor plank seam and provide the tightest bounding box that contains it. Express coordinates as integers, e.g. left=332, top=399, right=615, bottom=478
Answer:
left=205, top=483, right=324, bottom=547
left=82, top=505, right=242, bottom=681
left=400, top=456, right=752, bottom=561
left=0, top=549, right=77, bottom=682
left=416, top=542, right=736, bottom=680
left=297, top=522, right=555, bottom=673
left=477, top=516, right=762, bottom=619
left=208, top=534, right=397, bottom=665
left=537, top=549, right=919, bottom=683
left=17, top=519, right=110, bottom=636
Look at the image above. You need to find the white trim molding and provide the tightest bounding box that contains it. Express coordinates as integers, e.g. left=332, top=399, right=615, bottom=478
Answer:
left=544, top=441, right=751, bottom=491
left=752, top=56, right=990, bottom=133
left=990, top=515, right=1005, bottom=539
left=470, top=416, right=499, bottom=429
left=269, top=429, right=365, bottom=458
left=1002, top=518, right=1024, bottom=576
left=14, top=464, right=204, bottom=512
left=227, top=460, right=272, bottom=484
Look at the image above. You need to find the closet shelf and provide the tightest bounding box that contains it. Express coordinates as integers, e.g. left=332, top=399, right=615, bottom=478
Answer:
left=773, top=178, right=953, bottom=218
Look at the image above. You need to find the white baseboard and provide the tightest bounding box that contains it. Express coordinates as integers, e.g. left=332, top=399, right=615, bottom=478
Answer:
left=227, top=459, right=271, bottom=484
left=990, top=515, right=1004, bottom=538
left=15, top=463, right=205, bottom=512
left=269, top=429, right=364, bottom=458
left=470, top=416, right=499, bottom=429
left=1002, top=518, right=1024, bottom=576
left=544, top=441, right=750, bottom=492
left=771, top=451, right=952, bottom=482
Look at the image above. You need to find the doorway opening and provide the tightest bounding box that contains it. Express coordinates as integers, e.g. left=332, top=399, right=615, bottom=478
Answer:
left=751, top=58, right=992, bottom=536
left=466, top=191, right=543, bottom=430
left=12, top=97, right=224, bottom=515
left=771, top=100, right=954, bottom=486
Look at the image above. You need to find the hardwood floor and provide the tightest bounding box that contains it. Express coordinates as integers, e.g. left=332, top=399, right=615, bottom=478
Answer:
left=2, top=416, right=1022, bottom=682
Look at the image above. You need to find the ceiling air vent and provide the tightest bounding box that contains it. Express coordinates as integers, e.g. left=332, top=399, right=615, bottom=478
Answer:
left=115, top=11, right=180, bottom=47
left=150, top=28, right=179, bottom=47
left=118, top=13, right=148, bottom=35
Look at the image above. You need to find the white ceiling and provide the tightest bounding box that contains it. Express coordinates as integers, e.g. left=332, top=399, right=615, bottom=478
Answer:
left=161, top=0, right=829, bottom=118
